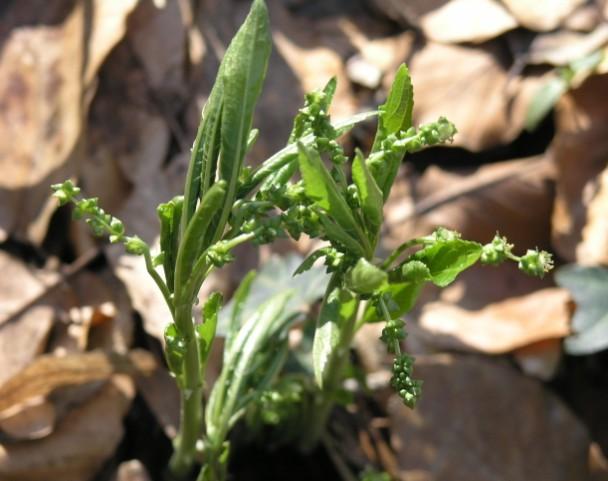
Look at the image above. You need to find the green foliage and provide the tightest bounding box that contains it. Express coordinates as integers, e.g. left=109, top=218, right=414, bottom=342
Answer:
left=51, top=0, right=557, bottom=476
left=556, top=265, right=608, bottom=354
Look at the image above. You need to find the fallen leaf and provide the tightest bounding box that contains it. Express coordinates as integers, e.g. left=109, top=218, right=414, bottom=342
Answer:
left=407, top=41, right=549, bottom=150
left=551, top=73, right=608, bottom=263
left=0, top=397, right=56, bottom=441
left=389, top=354, right=590, bottom=481
left=419, top=288, right=571, bottom=354
left=369, top=0, right=450, bottom=28
left=501, top=0, right=586, bottom=31
left=0, top=376, right=134, bottom=481
left=420, top=0, right=517, bottom=44
left=527, top=25, right=608, bottom=66
left=0, top=350, right=155, bottom=412
left=513, top=338, right=563, bottom=380
left=384, top=157, right=555, bottom=251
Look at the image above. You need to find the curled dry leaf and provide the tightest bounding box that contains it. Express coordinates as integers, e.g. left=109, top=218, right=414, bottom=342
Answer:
left=0, top=397, right=56, bottom=441
left=389, top=354, right=590, bottom=481
left=384, top=156, right=555, bottom=251
left=527, top=24, right=608, bottom=67
left=0, top=0, right=138, bottom=243
left=420, top=0, right=517, bottom=44
left=0, top=252, right=58, bottom=385
left=501, top=0, right=586, bottom=31
left=419, top=287, right=571, bottom=354
left=0, top=376, right=134, bottom=481
left=407, top=41, right=549, bottom=150
left=551, top=73, right=608, bottom=264
left=0, top=350, right=155, bottom=413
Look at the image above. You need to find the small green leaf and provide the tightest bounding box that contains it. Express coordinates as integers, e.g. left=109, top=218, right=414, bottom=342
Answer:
left=225, top=270, right=257, bottom=355
left=556, top=265, right=608, bottom=355
left=164, top=323, right=186, bottom=381
left=525, top=76, right=568, bottom=132
left=215, top=0, right=272, bottom=239
left=352, top=149, right=384, bottom=237
left=412, top=238, right=482, bottom=287
left=363, top=280, right=424, bottom=323
left=157, top=196, right=183, bottom=292
left=174, top=181, right=227, bottom=291
left=318, top=213, right=366, bottom=257
left=297, top=141, right=366, bottom=253
left=345, top=258, right=387, bottom=295
left=198, top=292, right=223, bottom=364
left=294, top=248, right=328, bottom=275
left=313, top=285, right=357, bottom=388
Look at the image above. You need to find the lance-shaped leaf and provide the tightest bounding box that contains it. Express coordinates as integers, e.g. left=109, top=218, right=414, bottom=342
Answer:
left=313, top=283, right=357, bottom=388
left=214, top=0, right=272, bottom=241
left=352, top=149, right=383, bottom=238
left=372, top=63, right=414, bottom=152
left=174, top=181, right=227, bottom=292
left=157, top=196, right=183, bottom=292
left=345, top=258, right=387, bottom=295
left=297, top=141, right=368, bottom=255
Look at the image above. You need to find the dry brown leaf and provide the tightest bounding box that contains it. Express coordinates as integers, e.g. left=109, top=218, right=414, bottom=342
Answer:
left=389, top=354, right=590, bottom=481
left=513, top=338, right=563, bottom=380
left=112, top=460, right=152, bottom=481
left=407, top=41, right=548, bottom=150
left=419, top=288, right=571, bottom=354
left=384, top=157, right=555, bottom=251
left=128, top=0, right=186, bottom=92
left=501, top=0, right=586, bottom=31
left=528, top=24, right=608, bottom=66
left=551, top=73, right=608, bottom=263
left=564, top=3, right=603, bottom=32
left=0, top=0, right=138, bottom=243
left=369, top=0, right=449, bottom=27
left=0, top=376, right=134, bottom=481
left=0, top=350, right=155, bottom=413
left=0, top=397, right=56, bottom=441
left=420, top=0, right=517, bottom=44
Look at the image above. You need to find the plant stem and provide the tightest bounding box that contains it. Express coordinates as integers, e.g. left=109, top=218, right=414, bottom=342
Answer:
left=168, top=300, right=204, bottom=479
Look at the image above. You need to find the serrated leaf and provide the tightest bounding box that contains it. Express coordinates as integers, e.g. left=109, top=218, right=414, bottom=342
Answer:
left=412, top=239, right=482, bottom=287
left=352, top=149, right=384, bottom=237
left=556, top=265, right=608, bottom=355
left=345, top=258, right=387, bottom=295
left=313, top=285, right=357, bottom=388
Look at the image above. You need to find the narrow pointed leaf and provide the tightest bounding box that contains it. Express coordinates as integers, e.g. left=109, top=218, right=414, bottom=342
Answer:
left=352, top=149, right=383, bottom=237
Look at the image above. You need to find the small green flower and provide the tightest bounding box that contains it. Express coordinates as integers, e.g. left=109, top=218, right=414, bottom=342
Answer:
left=518, top=249, right=554, bottom=278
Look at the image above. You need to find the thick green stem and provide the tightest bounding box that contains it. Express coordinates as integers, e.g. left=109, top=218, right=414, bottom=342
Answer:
left=168, top=302, right=205, bottom=479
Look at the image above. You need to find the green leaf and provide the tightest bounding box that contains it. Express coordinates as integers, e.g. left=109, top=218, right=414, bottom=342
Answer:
left=313, top=285, right=357, bottom=388
left=157, top=196, right=183, bottom=292
left=215, top=0, right=272, bottom=239
left=225, top=270, right=257, bottom=356
left=198, top=292, right=223, bottom=364
left=525, top=76, right=568, bottom=132
left=174, top=181, right=227, bottom=290
left=372, top=63, right=413, bottom=151
left=412, top=238, right=482, bottom=287
left=294, top=248, right=328, bottom=275
left=297, top=141, right=367, bottom=253
left=318, top=213, right=366, bottom=258
left=362, top=280, right=424, bottom=323
left=164, top=323, right=186, bottom=382
left=345, top=258, right=387, bottom=295
left=352, top=149, right=383, bottom=237
left=556, top=265, right=608, bottom=355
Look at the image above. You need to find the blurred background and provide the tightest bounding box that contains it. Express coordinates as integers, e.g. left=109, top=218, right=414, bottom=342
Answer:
left=0, top=0, right=607, bottom=480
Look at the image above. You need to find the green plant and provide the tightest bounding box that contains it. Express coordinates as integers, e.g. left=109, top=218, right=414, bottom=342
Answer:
left=52, top=0, right=554, bottom=478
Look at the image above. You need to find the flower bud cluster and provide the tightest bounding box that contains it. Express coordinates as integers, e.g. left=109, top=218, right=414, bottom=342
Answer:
left=480, top=234, right=513, bottom=265
left=518, top=249, right=554, bottom=278
left=380, top=318, right=406, bottom=354
left=391, top=354, right=422, bottom=408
